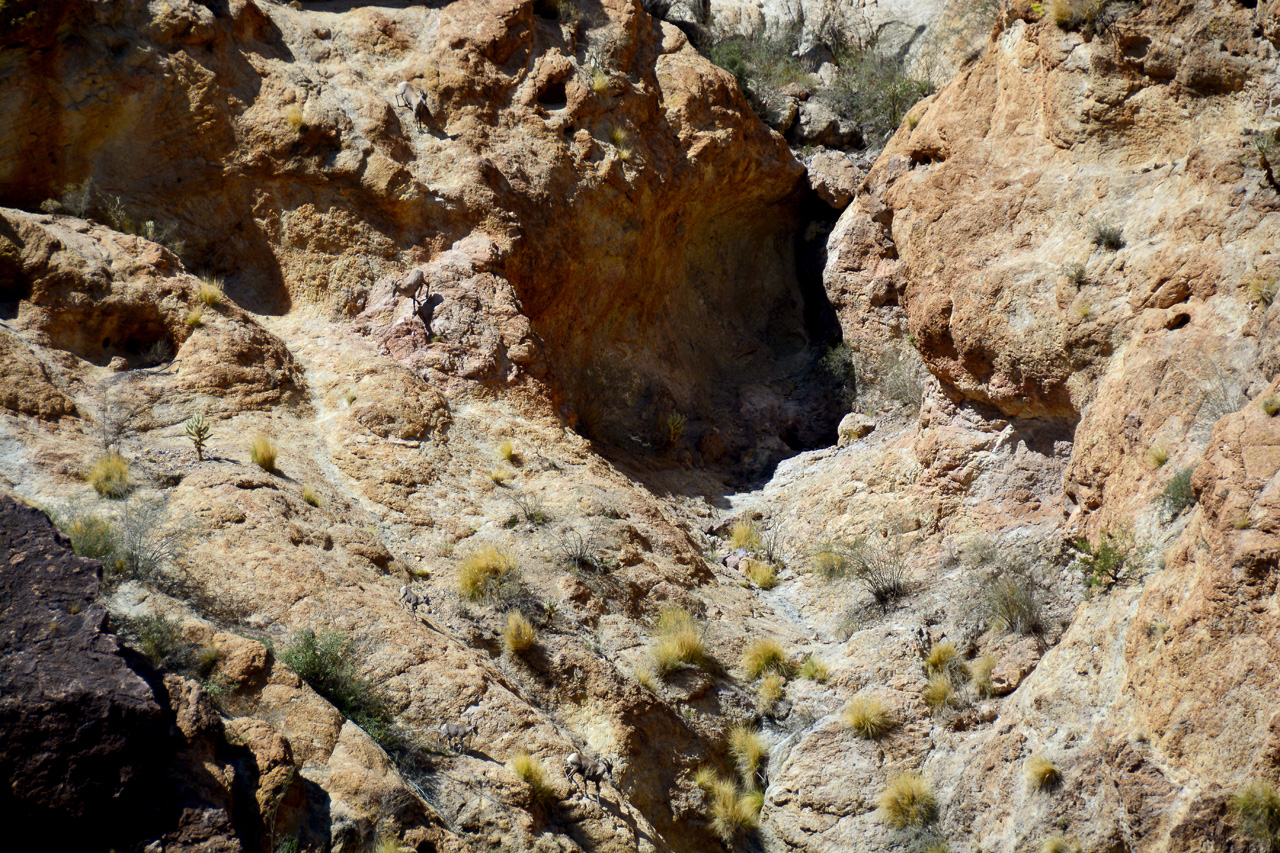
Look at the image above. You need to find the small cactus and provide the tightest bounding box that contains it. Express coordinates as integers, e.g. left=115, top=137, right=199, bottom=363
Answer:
left=185, top=413, right=210, bottom=461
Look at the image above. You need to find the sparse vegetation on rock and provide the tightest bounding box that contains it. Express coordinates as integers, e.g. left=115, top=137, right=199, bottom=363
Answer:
left=844, top=693, right=895, bottom=739
left=250, top=434, right=277, bottom=473
left=458, top=544, right=520, bottom=604
left=504, top=610, right=536, bottom=653
left=1231, top=780, right=1280, bottom=851
left=1027, top=754, right=1062, bottom=791
left=878, top=771, right=937, bottom=829
left=281, top=628, right=394, bottom=745
left=87, top=452, right=131, bottom=498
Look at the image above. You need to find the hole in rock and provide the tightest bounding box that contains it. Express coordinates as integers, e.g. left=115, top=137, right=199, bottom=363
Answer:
left=1166, top=312, right=1191, bottom=330
left=44, top=303, right=175, bottom=368
left=537, top=78, right=568, bottom=109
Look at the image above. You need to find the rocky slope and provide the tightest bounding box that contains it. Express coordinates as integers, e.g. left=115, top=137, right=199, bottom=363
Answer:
left=2, top=0, right=1280, bottom=851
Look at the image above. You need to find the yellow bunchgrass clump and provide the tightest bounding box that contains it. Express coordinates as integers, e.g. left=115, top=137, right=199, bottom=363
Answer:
left=1234, top=512, right=1254, bottom=530
left=284, top=104, right=306, bottom=133
left=591, top=66, right=609, bottom=95
left=488, top=466, right=511, bottom=485
left=635, top=667, right=656, bottom=691
left=745, top=561, right=778, bottom=589
left=797, top=655, right=830, bottom=683
left=729, top=521, right=762, bottom=552
left=197, top=274, right=223, bottom=307
left=87, top=452, right=131, bottom=498
left=707, top=778, right=762, bottom=841
left=922, top=674, right=956, bottom=715
left=497, top=439, right=518, bottom=464
left=1262, top=396, right=1280, bottom=417
left=1247, top=274, right=1279, bottom=307
left=878, top=771, right=938, bottom=829
left=504, top=611, right=536, bottom=653
left=302, top=485, right=321, bottom=507
left=924, top=641, right=968, bottom=680
left=250, top=434, right=277, bottom=473
left=1230, top=780, right=1280, bottom=850
left=970, top=653, right=997, bottom=698
left=843, top=694, right=895, bottom=739
left=650, top=606, right=710, bottom=676
left=757, top=673, right=785, bottom=714
left=1147, top=444, right=1169, bottom=468
left=740, top=638, right=791, bottom=680
left=1027, top=754, right=1062, bottom=791
left=727, top=724, right=767, bottom=779
left=693, top=765, right=720, bottom=791
left=1041, top=836, right=1084, bottom=853
left=185, top=306, right=204, bottom=327
left=458, top=544, right=518, bottom=602
left=508, top=751, right=556, bottom=803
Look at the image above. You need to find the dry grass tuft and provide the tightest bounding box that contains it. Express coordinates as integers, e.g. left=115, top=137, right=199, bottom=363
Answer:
left=1040, top=836, right=1084, bottom=853
left=924, top=641, right=967, bottom=680
left=1147, top=444, right=1169, bottom=468
left=1262, top=396, right=1280, bottom=417
left=756, top=673, right=785, bottom=714
left=843, top=694, right=895, bottom=739
left=730, top=521, right=763, bottom=552
left=745, top=561, right=778, bottom=589
left=284, top=104, right=306, bottom=133
left=727, top=724, right=767, bottom=779
left=922, top=674, right=956, bottom=715
left=185, top=307, right=204, bottom=327
left=591, top=66, right=610, bottom=95
left=488, top=466, right=512, bottom=485
left=797, top=655, right=830, bottom=683
left=878, top=771, right=937, bottom=829
left=650, top=606, right=712, bottom=676
left=250, top=434, right=277, bottom=473
left=302, top=486, right=321, bottom=508
left=634, top=667, right=656, bottom=691
left=693, top=765, right=721, bottom=791
left=497, top=439, right=518, bottom=464
left=1027, top=754, right=1062, bottom=791
left=1231, top=780, right=1280, bottom=851
left=708, top=778, right=762, bottom=841
left=509, top=751, right=556, bottom=803
left=87, top=452, right=131, bottom=498
left=970, top=653, right=998, bottom=698
left=740, top=638, right=791, bottom=680
left=504, top=611, right=536, bottom=653
left=197, top=274, right=224, bottom=307
left=458, top=544, right=518, bottom=602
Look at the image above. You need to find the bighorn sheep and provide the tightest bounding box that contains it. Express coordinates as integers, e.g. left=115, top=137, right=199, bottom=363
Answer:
left=398, top=584, right=427, bottom=614
left=439, top=721, right=476, bottom=751
left=394, top=81, right=430, bottom=130
left=565, top=752, right=613, bottom=801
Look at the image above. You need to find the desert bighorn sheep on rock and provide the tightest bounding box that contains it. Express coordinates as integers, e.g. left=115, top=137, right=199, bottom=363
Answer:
left=565, top=752, right=613, bottom=801
left=398, top=584, right=427, bottom=613
left=394, top=81, right=430, bottom=130
left=439, top=721, right=476, bottom=751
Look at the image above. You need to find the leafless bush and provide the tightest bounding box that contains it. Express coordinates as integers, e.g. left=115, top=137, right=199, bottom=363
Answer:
left=90, top=378, right=151, bottom=453
left=555, top=528, right=601, bottom=573
left=508, top=492, right=551, bottom=526
left=815, top=535, right=909, bottom=611
left=978, top=564, right=1044, bottom=636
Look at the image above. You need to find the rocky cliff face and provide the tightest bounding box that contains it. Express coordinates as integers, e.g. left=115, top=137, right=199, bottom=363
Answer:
left=2, top=0, right=1280, bottom=851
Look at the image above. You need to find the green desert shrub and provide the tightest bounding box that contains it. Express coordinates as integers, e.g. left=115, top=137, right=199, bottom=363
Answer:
left=281, top=628, right=393, bottom=743
left=1159, top=466, right=1195, bottom=518
left=1075, top=527, right=1134, bottom=591
left=1089, top=218, right=1124, bottom=250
